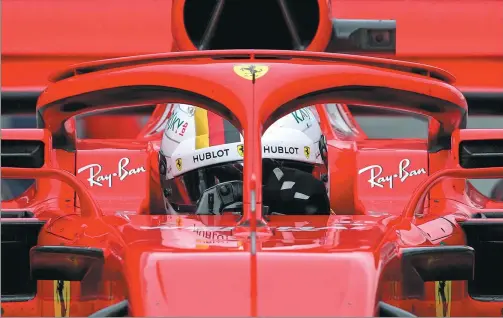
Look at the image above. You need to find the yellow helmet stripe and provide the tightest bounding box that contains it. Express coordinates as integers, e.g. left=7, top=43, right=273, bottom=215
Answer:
left=194, top=107, right=210, bottom=149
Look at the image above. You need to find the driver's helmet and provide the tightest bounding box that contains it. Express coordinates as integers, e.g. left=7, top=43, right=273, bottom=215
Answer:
left=159, top=104, right=330, bottom=215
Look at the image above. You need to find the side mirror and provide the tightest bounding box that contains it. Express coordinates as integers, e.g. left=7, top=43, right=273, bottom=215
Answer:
left=452, top=128, right=503, bottom=169
left=401, top=246, right=474, bottom=282
left=30, top=246, right=104, bottom=281
left=1, top=129, right=51, bottom=168
left=394, top=245, right=474, bottom=299
left=330, top=19, right=396, bottom=53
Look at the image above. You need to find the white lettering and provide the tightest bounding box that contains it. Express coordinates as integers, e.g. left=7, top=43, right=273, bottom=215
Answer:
left=77, top=157, right=146, bottom=188
left=358, top=159, right=427, bottom=189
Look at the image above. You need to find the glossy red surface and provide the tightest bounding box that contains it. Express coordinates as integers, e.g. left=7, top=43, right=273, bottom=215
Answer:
left=2, top=167, right=101, bottom=219
left=2, top=50, right=503, bottom=317
left=3, top=0, right=500, bottom=147
left=2, top=0, right=502, bottom=91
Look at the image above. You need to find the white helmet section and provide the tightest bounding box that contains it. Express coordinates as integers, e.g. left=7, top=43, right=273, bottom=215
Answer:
left=160, top=104, right=323, bottom=180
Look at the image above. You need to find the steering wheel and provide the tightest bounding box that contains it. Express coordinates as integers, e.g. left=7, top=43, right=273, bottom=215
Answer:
left=195, top=167, right=331, bottom=216
left=195, top=181, right=244, bottom=215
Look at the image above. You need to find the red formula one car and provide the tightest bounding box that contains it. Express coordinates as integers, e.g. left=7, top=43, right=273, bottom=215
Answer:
left=1, top=49, right=503, bottom=317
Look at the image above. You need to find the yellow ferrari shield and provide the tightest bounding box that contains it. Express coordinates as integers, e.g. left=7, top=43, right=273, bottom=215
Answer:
left=54, top=280, right=70, bottom=317
left=176, top=216, right=183, bottom=227
left=304, top=146, right=311, bottom=159
left=175, top=158, right=182, bottom=171
left=237, top=144, right=244, bottom=157
left=233, top=64, right=269, bottom=80
left=435, top=280, right=452, bottom=317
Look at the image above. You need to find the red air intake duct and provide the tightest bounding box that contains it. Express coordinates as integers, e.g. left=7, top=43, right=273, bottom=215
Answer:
left=172, top=0, right=396, bottom=53
left=172, top=0, right=332, bottom=51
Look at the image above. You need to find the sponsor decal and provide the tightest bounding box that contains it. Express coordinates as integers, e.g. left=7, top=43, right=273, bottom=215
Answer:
left=166, top=111, right=189, bottom=136
left=195, top=235, right=244, bottom=249
left=435, top=242, right=452, bottom=317
left=291, top=108, right=311, bottom=124
left=233, top=64, right=269, bottom=80
left=54, top=280, right=70, bottom=317
left=179, top=122, right=189, bottom=136
left=358, top=159, right=427, bottom=189
left=175, top=158, right=183, bottom=171
left=304, top=146, right=311, bottom=159
left=237, top=144, right=244, bottom=157
left=435, top=281, right=452, bottom=317
left=263, top=145, right=299, bottom=155
left=78, top=157, right=146, bottom=188
left=193, top=148, right=230, bottom=163
left=235, top=143, right=310, bottom=159
left=195, top=229, right=228, bottom=241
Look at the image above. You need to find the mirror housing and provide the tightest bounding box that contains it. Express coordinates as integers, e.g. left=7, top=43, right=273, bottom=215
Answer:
left=452, top=128, right=503, bottom=169
left=30, top=246, right=104, bottom=281
left=401, top=246, right=474, bottom=282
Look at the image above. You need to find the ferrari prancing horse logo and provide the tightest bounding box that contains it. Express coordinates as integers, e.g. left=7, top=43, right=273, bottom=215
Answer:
left=435, top=280, right=452, bottom=317
left=54, top=280, right=70, bottom=317
left=175, top=158, right=183, bottom=171
left=233, top=64, right=269, bottom=81
left=237, top=144, right=244, bottom=157
left=304, top=146, right=311, bottom=159
left=435, top=242, right=452, bottom=317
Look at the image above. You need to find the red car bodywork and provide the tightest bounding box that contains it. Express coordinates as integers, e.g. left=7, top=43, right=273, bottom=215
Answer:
left=3, top=0, right=502, bottom=91
left=2, top=0, right=502, bottom=139
left=1, top=49, right=503, bottom=316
